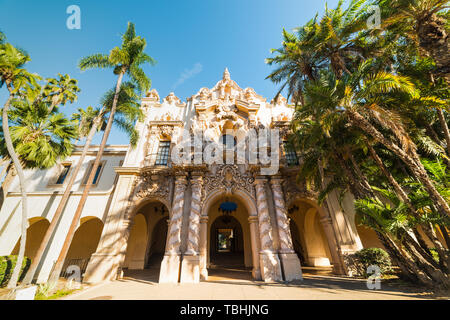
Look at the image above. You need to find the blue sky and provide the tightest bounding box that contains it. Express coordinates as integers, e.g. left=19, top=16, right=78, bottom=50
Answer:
left=0, top=0, right=341, bottom=145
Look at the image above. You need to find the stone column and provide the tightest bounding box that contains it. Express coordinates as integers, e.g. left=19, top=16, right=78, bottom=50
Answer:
left=180, top=173, right=203, bottom=283
left=319, top=215, right=347, bottom=275
left=199, top=216, right=209, bottom=281
left=248, top=216, right=262, bottom=280
left=270, top=177, right=303, bottom=281
left=254, top=177, right=283, bottom=282
left=159, top=174, right=187, bottom=283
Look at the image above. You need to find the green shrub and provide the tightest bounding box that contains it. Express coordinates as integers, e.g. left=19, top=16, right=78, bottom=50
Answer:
left=345, top=248, right=392, bottom=278
left=0, top=255, right=32, bottom=287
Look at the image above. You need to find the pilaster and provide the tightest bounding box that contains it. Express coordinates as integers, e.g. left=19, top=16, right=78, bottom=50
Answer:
left=254, top=177, right=282, bottom=282
left=180, top=173, right=203, bottom=283
left=159, top=173, right=187, bottom=283
left=270, top=176, right=303, bottom=281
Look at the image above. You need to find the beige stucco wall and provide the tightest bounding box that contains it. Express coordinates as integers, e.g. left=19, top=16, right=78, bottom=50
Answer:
left=0, top=146, right=127, bottom=283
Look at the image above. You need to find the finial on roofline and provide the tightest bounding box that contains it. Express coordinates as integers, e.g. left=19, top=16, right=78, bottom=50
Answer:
left=223, top=67, right=230, bottom=81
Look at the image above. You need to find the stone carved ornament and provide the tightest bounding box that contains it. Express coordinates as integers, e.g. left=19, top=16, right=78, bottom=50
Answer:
left=282, top=175, right=317, bottom=207
left=215, top=103, right=238, bottom=121
left=270, top=94, right=288, bottom=106
left=146, top=89, right=160, bottom=102
left=202, top=164, right=255, bottom=201
left=133, top=172, right=172, bottom=203
left=164, top=92, right=183, bottom=105
left=159, top=125, right=174, bottom=137
left=123, top=173, right=171, bottom=222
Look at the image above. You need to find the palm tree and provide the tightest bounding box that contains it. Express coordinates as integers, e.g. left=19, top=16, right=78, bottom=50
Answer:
left=47, top=21, right=154, bottom=283
left=0, top=99, right=78, bottom=169
left=291, top=76, right=450, bottom=286
left=0, top=42, right=41, bottom=289
left=376, top=0, right=450, bottom=157
left=72, top=106, right=104, bottom=144
left=22, top=82, right=143, bottom=285
left=337, top=66, right=450, bottom=218
left=265, top=27, right=322, bottom=105
left=41, top=73, right=80, bottom=113
left=0, top=99, right=78, bottom=289
left=377, top=0, right=450, bottom=83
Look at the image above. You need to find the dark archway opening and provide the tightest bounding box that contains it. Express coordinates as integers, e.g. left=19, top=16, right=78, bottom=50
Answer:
left=145, top=217, right=168, bottom=269
left=209, top=215, right=244, bottom=269
left=289, top=219, right=306, bottom=265
left=123, top=201, right=169, bottom=282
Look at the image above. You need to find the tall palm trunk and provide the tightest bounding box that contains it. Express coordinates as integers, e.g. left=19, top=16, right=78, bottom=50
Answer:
left=48, top=71, right=125, bottom=283
left=2, top=89, right=29, bottom=289
left=367, top=142, right=417, bottom=213
left=347, top=109, right=450, bottom=218
left=436, top=108, right=450, bottom=157
left=342, top=146, right=449, bottom=287
left=22, top=108, right=104, bottom=285
left=417, top=13, right=450, bottom=85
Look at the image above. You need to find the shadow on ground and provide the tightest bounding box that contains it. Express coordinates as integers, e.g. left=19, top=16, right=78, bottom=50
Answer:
left=114, top=266, right=441, bottom=300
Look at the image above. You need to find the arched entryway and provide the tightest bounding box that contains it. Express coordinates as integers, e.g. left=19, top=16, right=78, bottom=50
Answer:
left=210, top=215, right=245, bottom=268
left=11, top=217, right=50, bottom=262
left=287, top=199, right=333, bottom=268
left=204, top=193, right=255, bottom=281
left=123, top=200, right=169, bottom=281
left=61, top=217, right=104, bottom=278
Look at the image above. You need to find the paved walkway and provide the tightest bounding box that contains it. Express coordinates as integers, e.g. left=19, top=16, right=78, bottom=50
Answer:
left=63, top=269, right=440, bottom=300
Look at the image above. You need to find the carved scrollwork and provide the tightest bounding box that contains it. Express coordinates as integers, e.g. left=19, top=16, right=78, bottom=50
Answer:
left=133, top=172, right=172, bottom=204
left=282, top=175, right=317, bottom=207
left=145, top=89, right=160, bottom=102
left=202, top=164, right=255, bottom=201
left=159, top=125, right=174, bottom=138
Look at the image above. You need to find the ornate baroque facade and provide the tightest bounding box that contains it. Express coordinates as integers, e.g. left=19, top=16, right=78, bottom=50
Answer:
left=0, top=69, right=373, bottom=285
left=82, top=69, right=365, bottom=284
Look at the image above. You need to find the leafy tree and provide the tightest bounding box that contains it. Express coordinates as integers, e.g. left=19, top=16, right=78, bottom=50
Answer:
left=0, top=42, right=40, bottom=289
left=267, top=0, right=450, bottom=288
left=41, top=73, right=80, bottom=114
left=0, top=41, right=80, bottom=289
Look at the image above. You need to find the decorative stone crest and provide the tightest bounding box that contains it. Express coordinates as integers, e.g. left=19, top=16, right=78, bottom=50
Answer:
left=145, top=89, right=160, bottom=102
left=202, top=164, right=255, bottom=201
left=270, top=94, right=288, bottom=106
left=163, top=92, right=185, bottom=106
left=215, top=103, right=238, bottom=121
left=197, top=87, right=212, bottom=102
left=133, top=172, right=171, bottom=203
left=241, top=87, right=263, bottom=102
left=282, top=174, right=317, bottom=207
left=159, top=125, right=174, bottom=138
